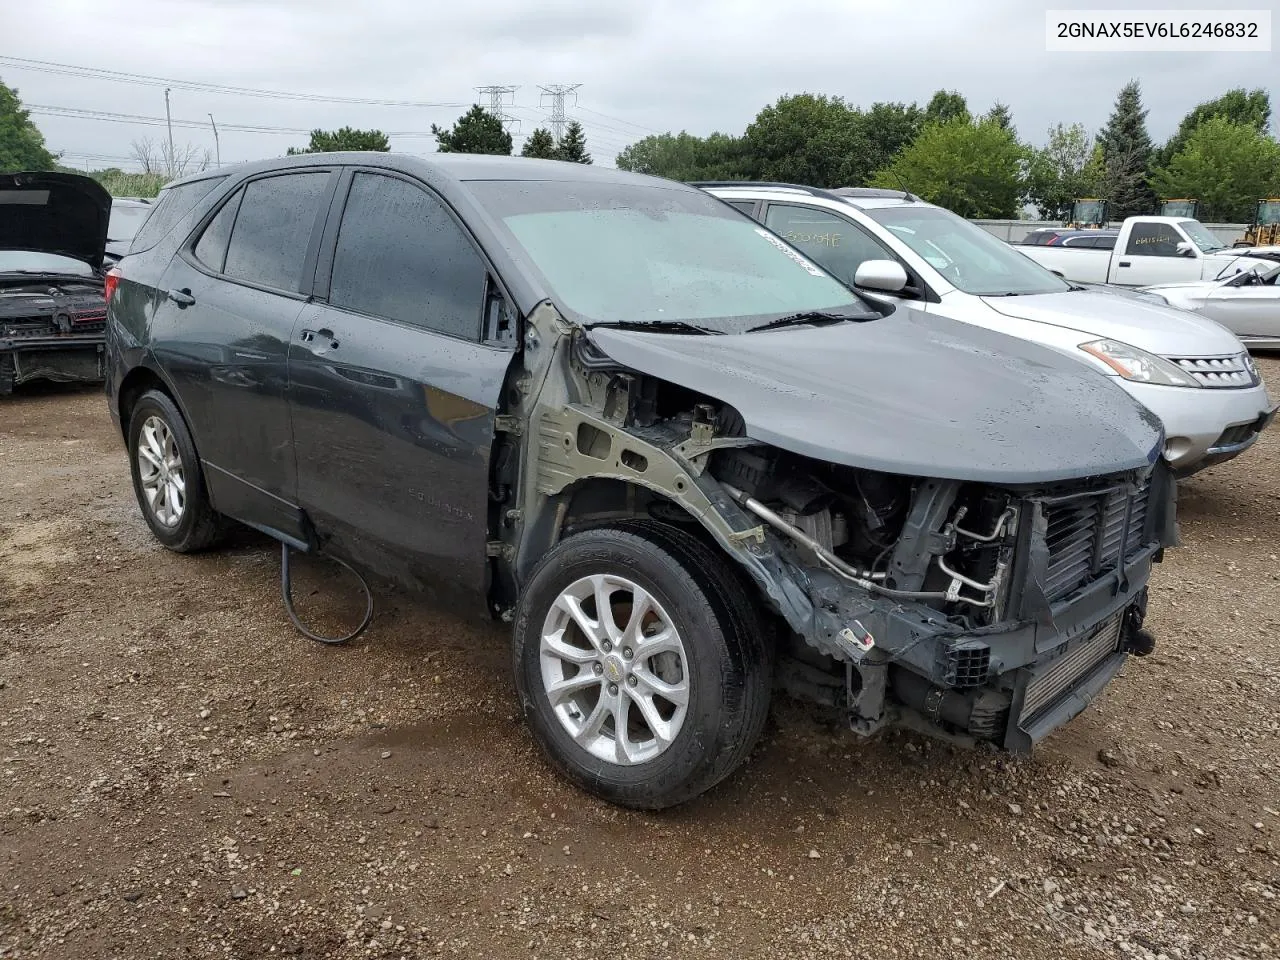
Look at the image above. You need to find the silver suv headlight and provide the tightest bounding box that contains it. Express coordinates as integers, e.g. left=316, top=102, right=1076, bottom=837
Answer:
left=1078, top=339, right=1202, bottom=388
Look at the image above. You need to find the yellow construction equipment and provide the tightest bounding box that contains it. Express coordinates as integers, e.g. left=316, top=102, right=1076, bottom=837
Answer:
left=1234, top=199, right=1280, bottom=247
left=1068, top=198, right=1109, bottom=229
left=1159, top=199, right=1199, bottom=218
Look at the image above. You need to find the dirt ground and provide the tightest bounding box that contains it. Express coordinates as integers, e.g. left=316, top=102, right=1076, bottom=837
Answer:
left=1, top=366, right=1277, bottom=960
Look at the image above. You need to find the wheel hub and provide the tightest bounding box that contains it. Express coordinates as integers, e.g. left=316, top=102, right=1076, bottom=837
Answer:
left=539, top=573, right=690, bottom=766
left=603, top=655, right=626, bottom=684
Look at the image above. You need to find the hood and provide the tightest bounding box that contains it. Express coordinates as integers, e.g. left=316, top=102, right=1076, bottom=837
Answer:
left=981, top=287, right=1243, bottom=357
left=588, top=309, right=1162, bottom=485
left=0, top=172, right=111, bottom=271
left=1206, top=253, right=1277, bottom=276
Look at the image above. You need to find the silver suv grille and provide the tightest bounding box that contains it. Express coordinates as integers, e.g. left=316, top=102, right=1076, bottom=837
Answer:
left=1164, top=353, right=1257, bottom=388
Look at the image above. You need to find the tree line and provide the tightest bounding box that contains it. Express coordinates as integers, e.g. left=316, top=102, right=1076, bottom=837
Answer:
left=616, top=84, right=1279, bottom=223
left=4, top=76, right=1275, bottom=220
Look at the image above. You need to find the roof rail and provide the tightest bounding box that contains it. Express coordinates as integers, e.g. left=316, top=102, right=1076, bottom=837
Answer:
left=690, top=180, right=917, bottom=204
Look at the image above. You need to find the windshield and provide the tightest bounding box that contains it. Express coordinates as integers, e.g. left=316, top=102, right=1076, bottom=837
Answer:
left=0, top=250, right=96, bottom=277
left=1179, top=220, right=1227, bottom=253
left=866, top=206, right=1071, bottom=296
left=468, top=180, right=872, bottom=332
left=108, top=203, right=152, bottom=242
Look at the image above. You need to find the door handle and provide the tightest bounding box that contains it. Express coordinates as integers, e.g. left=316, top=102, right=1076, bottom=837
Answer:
left=300, top=327, right=340, bottom=350
left=1117, top=261, right=1131, bottom=268
left=167, top=288, right=195, bottom=306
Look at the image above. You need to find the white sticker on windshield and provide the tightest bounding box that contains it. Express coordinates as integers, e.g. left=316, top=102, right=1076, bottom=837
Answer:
left=754, top=227, right=826, bottom=276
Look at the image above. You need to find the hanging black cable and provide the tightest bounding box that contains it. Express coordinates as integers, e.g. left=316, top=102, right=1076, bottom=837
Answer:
left=280, top=542, right=375, bottom=645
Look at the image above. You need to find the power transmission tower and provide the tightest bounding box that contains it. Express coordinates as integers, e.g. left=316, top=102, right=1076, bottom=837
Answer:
left=476, top=85, right=520, bottom=132
left=539, top=84, right=582, bottom=144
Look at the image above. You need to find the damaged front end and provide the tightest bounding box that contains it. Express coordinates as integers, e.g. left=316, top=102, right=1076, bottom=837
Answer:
left=497, top=304, right=1176, bottom=754
left=0, top=280, right=107, bottom=392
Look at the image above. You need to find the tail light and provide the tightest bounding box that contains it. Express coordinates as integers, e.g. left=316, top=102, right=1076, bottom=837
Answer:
left=104, top=268, right=121, bottom=303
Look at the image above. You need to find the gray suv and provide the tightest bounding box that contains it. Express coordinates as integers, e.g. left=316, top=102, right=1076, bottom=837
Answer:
left=105, top=154, right=1174, bottom=808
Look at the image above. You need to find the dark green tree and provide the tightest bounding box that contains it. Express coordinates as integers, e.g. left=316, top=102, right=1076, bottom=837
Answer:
left=520, top=127, right=557, bottom=159
left=871, top=118, right=1025, bottom=218
left=924, top=90, right=970, bottom=126
left=1157, top=88, right=1271, bottom=166
left=1149, top=117, right=1280, bottom=222
left=615, top=131, right=752, bottom=181
left=743, top=93, right=869, bottom=187
left=1096, top=80, right=1156, bottom=218
left=985, top=102, right=1014, bottom=134
left=555, top=120, right=591, bottom=164
left=431, top=105, right=512, bottom=155
left=0, top=79, right=56, bottom=171
left=287, top=126, right=391, bottom=154
left=861, top=101, right=925, bottom=175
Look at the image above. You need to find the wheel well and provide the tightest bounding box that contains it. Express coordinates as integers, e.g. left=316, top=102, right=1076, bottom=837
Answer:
left=559, top=477, right=708, bottom=544
left=116, top=367, right=172, bottom=438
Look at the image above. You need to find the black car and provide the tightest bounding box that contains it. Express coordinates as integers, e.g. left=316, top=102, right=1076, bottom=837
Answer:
left=106, top=153, right=1174, bottom=808
left=1, top=172, right=111, bottom=393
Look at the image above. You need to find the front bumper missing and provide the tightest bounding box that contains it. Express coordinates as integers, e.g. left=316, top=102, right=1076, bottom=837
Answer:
left=0, top=334, right=105, bottom=391
left=1005, top=611, right=1127, bottom=752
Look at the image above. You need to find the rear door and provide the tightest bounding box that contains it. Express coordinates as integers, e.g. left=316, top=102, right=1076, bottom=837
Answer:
left=287, top=168, right=515, bottom=605
left=152, top=169, right=337, bottom=540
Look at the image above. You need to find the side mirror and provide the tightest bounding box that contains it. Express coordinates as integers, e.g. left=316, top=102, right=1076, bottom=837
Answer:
left=1175, top=241, right=1196, bottom=257
left=853, top=259, right=909, bottom=293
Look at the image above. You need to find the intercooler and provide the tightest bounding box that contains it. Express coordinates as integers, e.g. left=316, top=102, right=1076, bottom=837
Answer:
left=1019, top=611, right=1124, bottom=728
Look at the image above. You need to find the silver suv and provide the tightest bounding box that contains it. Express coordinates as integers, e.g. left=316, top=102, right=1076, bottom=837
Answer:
left=701, top=183, right=1276, bottom=476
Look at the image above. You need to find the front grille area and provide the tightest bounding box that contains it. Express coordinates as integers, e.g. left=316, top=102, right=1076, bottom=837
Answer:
left=1165, top=353, right=1257, bottom=388
left=1020, top=612, right=1124, bottom=726
left=1042, top=481, right=1150, bottom=601
left=1212, top=421, right=1261, bottom=450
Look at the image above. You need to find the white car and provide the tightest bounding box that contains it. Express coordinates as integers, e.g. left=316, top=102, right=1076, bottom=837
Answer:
left=1141, top=263, right=1280, bottom=350
left=700, top=183, right=1276, bottom=476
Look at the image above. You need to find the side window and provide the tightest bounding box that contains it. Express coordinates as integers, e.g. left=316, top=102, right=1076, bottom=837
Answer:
left=723, top=200, right=757, bottom=216
left=763, top=204, right=895, bottom=286
left=1125, top=222, right=1183, bottom=257
left=192, top=188, right=243, bottom=273
left=328, top=172, right=486, bottom=341
left=223, top=173, right=330, bottom=292
left=129, top=177, right=227, bottom=253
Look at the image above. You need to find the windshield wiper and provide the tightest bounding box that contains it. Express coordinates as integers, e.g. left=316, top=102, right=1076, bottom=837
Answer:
left=746, top=310, right=866, bottom=333
left=590, top=319, right=718, bottom=335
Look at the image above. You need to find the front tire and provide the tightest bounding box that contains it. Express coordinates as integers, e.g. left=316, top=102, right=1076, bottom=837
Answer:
left=127, top=388, right=222, bottom=552
left=513, top=523, right=772, bottom=809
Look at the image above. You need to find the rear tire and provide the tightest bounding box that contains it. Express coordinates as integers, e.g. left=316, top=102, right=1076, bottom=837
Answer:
left=513, top=523, right=772, bottom=809
left=127, top=388, right=222, bottom=553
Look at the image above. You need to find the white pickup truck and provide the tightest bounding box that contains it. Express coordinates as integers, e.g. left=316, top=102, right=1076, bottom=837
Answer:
left=1018, top=216, right=1275, bottom=286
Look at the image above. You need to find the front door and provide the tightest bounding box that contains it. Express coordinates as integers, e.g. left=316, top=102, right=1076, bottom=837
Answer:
left=1113, top=221, right=1199, bottom=285
left=287, top=169, right=514, bottom=606
left=1204, top=276, right=1280, bottom=340
left=151, top=169, right=336, bottom=540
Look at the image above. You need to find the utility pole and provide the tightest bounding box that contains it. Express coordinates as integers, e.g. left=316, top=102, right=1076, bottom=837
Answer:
left=163, top=87, right=175, bottom=176
left=538, top=84, right=582, bottom=144
left=475, top=85, right=520, bottom=132
left=208, top=113, right=220, bottom=167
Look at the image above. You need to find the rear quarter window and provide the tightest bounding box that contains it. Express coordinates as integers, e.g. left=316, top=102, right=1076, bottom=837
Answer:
left=129, top=177, right=227, bottom=254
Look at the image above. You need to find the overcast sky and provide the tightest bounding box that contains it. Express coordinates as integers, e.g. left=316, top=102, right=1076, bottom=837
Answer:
left=4, top=0, right=1276, bottom=172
